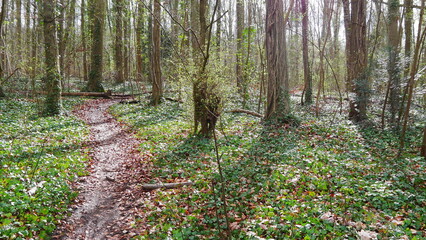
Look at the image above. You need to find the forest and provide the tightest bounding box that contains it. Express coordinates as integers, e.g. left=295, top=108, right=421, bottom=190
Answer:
left=0, top=0, right=425, bottom=239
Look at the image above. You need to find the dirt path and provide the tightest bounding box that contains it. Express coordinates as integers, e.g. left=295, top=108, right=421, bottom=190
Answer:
left=53, top=99, right=151, bottom=240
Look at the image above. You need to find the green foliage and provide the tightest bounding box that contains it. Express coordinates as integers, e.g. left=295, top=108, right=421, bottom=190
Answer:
left=0, top=99, right=89, bottom=239
left=112, top=99, right=425, bottom=239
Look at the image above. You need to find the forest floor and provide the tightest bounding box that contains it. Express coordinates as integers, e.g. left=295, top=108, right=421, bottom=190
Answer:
left=52, top=99, right=152, bottom=239
left=1, top=95, right=425, bottom=239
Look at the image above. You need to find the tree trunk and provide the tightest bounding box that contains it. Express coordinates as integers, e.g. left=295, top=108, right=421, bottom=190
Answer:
left=86, top=0, right=105, bottom=92
left=236, top=0, right=245, bottom=97
left=136, top=0, right=144, bottom=82
left=151, top=0, right=162, bottom=105
left=41, top=0, right=62, bottom=116
left=344, top=0, right=369, bottom=122
left=421, top=125, right=426, bottom=158
left=399, top=0, right=425, bottom=154
left=58, top=0, right=65, bottom=77
left=81, top=0, right=88, bottom=82
left=0, top=0, right=7, bottom=98
left=192, top=0, right=221, bottom=137
left=301, top=0, right=312, bottom=105
left=388, top=0, right=401, bottom=124
left=265, top=0, right=291, bottom=121
left=123, top=1, right=129, bottom=81
left=114, top=0, right=124, bottom=84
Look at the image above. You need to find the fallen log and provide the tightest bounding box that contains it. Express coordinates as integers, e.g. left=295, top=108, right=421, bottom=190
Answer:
left=228, top=109, right=263, bottom=118
left=61, top=90, right=112, bottom=98
left=142, top=182, right=193, bottom=191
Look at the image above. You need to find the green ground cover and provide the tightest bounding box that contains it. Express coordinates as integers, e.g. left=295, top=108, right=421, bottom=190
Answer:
left=0, top=99, right=90, bottom=239
left=111, top=100, right=425, bottom=240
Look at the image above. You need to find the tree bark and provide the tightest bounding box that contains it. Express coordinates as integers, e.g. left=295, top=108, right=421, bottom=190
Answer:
left=192, top=0, right=221, bottom=137
left=41, top=0, right=62, bottom=115
left=421, top=125, right=426, bottom=158
left=136, top=0, right=144, bottom=82
left=142, top=182, right=194, bottom=191
left=151, top=0, right=162, bottom=105
left=0, top=0, right=7, bottom=97
left=81, top=0, right=88, bottom=82
left=265, top=0, right=291, bottom=121
left=236, top=0, right=245, bottom=96
left=114, top=0, right=124, bottom=84
left=344, top=0, right=369, bottom=122
left=301, top=0, right=312, bottom=105
left=387, top=0, right=401, bottom=124
left=86, top=0, right=105, bottom=92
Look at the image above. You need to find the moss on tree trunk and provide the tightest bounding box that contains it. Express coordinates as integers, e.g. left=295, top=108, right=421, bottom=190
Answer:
left=86, top=0, right=105, bottom=92
left=42, top=0, right=62, bottom=116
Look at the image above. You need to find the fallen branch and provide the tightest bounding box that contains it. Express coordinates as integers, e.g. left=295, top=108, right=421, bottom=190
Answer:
left=228, top=109, right=263, bottom=118
left=165, top=97, right=184, bottom=103
left=142, top=182, right=193, bottom=191
left=61, top=90, right=112, bottom=98
left=0, top=68, right=20, bottom=86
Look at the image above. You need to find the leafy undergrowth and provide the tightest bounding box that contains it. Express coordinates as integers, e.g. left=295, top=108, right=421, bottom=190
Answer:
left=0, top=99, right=90, bottom=239
left=111, top=100, right=425, bottom=240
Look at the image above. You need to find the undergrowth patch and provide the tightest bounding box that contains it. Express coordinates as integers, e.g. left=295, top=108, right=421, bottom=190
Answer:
left=0, top=99, right=90, bottom=239
left=111, top=100, right=425, bottom=240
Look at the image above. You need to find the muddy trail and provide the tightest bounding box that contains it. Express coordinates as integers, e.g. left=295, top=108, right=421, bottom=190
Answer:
left=53, top=99, right=152, bottom=240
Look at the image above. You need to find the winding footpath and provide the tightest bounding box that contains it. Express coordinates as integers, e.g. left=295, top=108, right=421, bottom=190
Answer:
left=53, top=99, right=151, bottom=239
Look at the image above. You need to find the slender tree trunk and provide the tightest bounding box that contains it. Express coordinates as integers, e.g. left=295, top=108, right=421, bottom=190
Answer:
left=301, top=0, right=312, bottom=105
left=216, top=0, right=222, bottom=50
left=136, top=0, right=144, bottom=82
left=0, top=0, right=7, bottom=97
left=399, top=0, right=425, bottom=155
left=16, top=0, right=22, bottom=69
left=236, top=0, right=245, bottom=97
left=58, top=0, right=65, bottom=77
left=81, top=0, right=88, bottom=82
left=86, top=0, right=105, bottom=92
left=398, top=0, right=413, bottom=124
left=265, top=0, right=291, bottom=120
left=388, top=0, right=401, bottom=124
left=151, top=0, right=162, bottom=105
left=114, top=0, right=124, bottom=84
left=421, top=125, right=426, bottom=158
left=123, top=1, right=129, bottom=81
left=41, top=0, right=62, bottom=115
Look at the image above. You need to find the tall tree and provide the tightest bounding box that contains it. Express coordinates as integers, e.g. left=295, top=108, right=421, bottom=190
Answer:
left=265, top=0, right=291, bottom=120
left=135, top=0, right=144, bottom=82
left=0, top=0, right=7, bottom=97
left=301, top=0, right=312, bottom=105
left=387, top=0, right=401, bottom=124
left=343, top=0, right=369, bottom=122
left=151, top=0, right=162, bottom=105
left=81, top=0, right=88, bottom=82
left=192, top=0, right=221, bottom=137
left=86, top=0, right=105, bottom=92
left=236, top=0, right=245, bottom=97
left=114, top=0, right=124, bottom=84
left=41, top=0, right=62, bottom=115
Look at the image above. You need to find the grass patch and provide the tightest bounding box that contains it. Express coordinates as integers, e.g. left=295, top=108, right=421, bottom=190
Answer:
left=0, top=99, right=90, bottom=239
left=113, top=100, right=425, bottom=239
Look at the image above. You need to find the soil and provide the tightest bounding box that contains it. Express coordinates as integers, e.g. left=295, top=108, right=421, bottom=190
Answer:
left=52, top=99, right=152, bottom=240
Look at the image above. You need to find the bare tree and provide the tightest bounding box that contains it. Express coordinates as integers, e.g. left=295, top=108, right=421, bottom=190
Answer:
left=301, top=0, right=312, bottom=105
left=151, top=0, right=162, bottom=105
